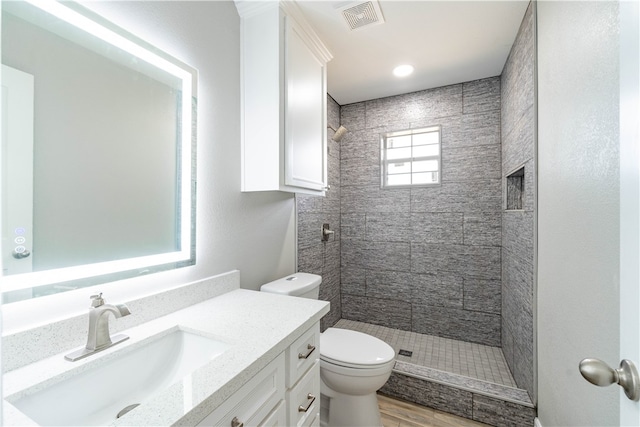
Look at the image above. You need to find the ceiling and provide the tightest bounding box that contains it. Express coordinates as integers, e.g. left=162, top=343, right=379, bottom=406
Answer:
left=296, top=1, right=530, bottom=105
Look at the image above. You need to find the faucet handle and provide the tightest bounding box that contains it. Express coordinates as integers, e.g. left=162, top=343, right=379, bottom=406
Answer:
left=90, top=293, right=105, bottom=308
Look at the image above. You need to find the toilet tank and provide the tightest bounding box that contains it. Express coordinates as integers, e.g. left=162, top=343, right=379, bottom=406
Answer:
left=260, top=273, right=322, bottom=299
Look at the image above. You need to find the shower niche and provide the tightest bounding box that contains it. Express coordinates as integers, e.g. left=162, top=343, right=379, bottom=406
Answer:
left=506, top=166, right=525, bottom=210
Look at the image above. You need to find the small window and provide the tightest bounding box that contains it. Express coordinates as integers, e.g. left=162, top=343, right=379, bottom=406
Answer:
left=381, top=126, right=441, bottom=188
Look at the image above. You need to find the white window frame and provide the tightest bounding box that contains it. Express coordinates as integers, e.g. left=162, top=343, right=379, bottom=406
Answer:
left=380, top=125, right=442, bottom=188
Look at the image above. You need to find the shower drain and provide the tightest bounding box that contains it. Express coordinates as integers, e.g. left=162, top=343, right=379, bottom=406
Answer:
left=116, top=403, right=140, bottom=419
left=398, top=349, right=413, bottom=357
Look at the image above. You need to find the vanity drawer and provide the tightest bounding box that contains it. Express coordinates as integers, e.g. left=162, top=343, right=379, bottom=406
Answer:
left=286, top=361, right=320, bottom=427
left=197, top=353, right=285, bottom=427
left=260, top=400, right=287, bottom=426
left=286, top=324, right=320, bottom=388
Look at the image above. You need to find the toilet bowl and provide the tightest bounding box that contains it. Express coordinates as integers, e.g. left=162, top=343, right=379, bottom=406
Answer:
left=319, top=327, right=395, bottom=427
left=260, top=273, right=396, bottom=427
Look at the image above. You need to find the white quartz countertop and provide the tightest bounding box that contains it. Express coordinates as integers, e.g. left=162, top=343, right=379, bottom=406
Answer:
left=2, top=289, right=330, bottom=426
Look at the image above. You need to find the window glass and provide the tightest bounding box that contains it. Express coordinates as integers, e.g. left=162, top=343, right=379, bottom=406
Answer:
left=413, top=159, right=439, bottom=173
left=413, top=172, right=439, bottom=185
left=388, top=162, right=412, bottom=174
left=387, top=174, right=412, bottom=186
left=413, top=144, right=439, bottom=158
left=412, top=132, right=439, bottom=146
left=387, top=135, right=412, bottom=148
left=387, top=147, right=412, bottom=160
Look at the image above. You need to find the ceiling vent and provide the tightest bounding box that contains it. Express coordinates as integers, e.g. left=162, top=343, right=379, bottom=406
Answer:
left=338, top=1, right=385, bottom=31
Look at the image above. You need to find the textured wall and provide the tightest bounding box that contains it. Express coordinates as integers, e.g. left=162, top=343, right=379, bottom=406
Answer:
left=339, top=78, right=503, bottom=346
left=297, top=95, right=342, bottom=331
left=500, top=2, right=535, bottom=399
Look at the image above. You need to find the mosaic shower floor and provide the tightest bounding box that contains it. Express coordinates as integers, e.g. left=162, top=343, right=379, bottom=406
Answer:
left=334, top=319, right=517, bottom=388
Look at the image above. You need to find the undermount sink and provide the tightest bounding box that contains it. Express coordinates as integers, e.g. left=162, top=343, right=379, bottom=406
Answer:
left=9, top=327, right=231, bottom=426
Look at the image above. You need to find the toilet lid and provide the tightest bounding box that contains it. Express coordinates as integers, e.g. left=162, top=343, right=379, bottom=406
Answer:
left=320, top=328, right=395, bottom=367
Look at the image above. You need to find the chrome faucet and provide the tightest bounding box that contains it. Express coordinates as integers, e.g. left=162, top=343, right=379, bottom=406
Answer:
left=65, top=293, right=131, bottom=362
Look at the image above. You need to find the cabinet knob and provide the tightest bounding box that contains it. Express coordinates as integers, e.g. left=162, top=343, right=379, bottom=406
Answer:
left=231, top=416, right=244, bottom=427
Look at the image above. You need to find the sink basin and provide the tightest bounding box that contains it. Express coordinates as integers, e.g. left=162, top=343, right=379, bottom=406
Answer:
left=9, top=327, right=231, bottom=426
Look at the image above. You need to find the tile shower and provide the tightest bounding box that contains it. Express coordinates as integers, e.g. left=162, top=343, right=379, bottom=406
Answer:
left=297, top=3, right=535, bottom=425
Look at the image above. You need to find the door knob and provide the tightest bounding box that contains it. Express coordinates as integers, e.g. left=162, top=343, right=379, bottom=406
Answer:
left=579, top=358, right=640, bottom=401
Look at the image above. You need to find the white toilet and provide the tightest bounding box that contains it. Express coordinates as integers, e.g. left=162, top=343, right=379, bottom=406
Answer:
left=261, top=273, right=395, bottom=427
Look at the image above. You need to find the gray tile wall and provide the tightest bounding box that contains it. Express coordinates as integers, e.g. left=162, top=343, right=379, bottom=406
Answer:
left=340, top=77, right=503, bottom=346
left=501, top=2, right=536, bottom=399
left=297, top=95, right=342, bottom=332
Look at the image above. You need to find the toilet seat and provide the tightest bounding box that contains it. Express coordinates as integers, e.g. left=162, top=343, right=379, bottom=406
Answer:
left=320, top=328, right=395, bottom=369
left=320, top=357, right=395, bottom=377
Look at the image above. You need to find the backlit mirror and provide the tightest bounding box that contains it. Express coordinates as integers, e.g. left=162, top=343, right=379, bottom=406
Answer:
left=1, top=0, right=197, bottom=303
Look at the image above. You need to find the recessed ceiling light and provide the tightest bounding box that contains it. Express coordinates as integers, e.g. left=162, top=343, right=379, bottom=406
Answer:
left=393, top=64, right=414, bottom=77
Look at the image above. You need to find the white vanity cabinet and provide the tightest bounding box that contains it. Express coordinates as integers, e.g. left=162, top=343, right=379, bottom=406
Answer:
left=235, top=1, right=332, bottom=195
left=196, top=323, right=320, bottom=427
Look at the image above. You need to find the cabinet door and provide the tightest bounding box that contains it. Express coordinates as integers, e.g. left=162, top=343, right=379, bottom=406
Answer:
left=260, top=401, right=287, bottom=426
left=284, top=17, right=326, bottom=192
left=196, top=354, right=285, bottom=427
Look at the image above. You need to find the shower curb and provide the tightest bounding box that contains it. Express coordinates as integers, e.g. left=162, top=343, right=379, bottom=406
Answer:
left=393, top=360, right=533, bottom=407
left=380, top=362, right=537, bottom=427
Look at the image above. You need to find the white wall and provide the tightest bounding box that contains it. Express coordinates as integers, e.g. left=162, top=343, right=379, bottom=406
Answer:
left=2, top=0, right=296, bottom=333
left=537, top=1, right=620, bottom=425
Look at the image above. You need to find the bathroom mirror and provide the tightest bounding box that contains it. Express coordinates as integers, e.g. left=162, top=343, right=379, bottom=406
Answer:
left=1, top=0, right=197, bottom=303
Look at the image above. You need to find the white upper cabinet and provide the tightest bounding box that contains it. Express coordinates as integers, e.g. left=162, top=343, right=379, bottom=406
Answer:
left=235, top=1, right=332, bottom=195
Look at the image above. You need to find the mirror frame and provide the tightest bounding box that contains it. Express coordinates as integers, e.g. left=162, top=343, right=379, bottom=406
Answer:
left=1, top=0, right=197, bottom=303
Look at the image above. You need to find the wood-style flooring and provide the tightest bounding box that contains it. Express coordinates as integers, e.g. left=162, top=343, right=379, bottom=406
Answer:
left=378, top=394, right=490, bottom=427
